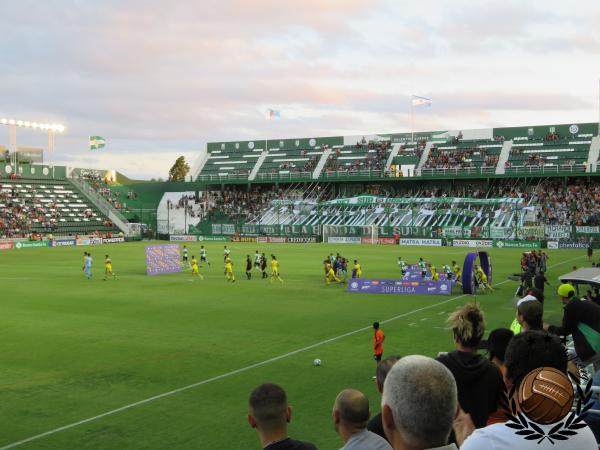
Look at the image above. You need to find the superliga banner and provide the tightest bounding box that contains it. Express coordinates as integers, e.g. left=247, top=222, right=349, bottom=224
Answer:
left=347, top=279, right=452, bottom=295
left=145, top=244, right=181, bottom=276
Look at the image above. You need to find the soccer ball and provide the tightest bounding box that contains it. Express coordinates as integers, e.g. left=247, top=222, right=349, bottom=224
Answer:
left=313, top=358, right=322, bottom=366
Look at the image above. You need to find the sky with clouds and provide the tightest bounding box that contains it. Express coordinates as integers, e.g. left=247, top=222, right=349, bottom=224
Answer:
left=1, top=0, right=599, bottom=179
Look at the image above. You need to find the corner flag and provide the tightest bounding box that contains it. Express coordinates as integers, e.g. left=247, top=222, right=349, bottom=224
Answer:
left=89, top=136, right=106, bottom=150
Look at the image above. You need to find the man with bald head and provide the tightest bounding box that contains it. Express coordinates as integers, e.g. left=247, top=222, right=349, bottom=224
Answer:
left=382, top=355, right=458, bottom=450
left=333, top=389, right=392, bottom=450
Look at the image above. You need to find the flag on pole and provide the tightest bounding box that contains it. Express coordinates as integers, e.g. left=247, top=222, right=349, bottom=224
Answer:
left=89, top=136, right=106, bottom=150
left=266, top=109, right=281, bottom=120
left=411, top=96, right=432, bottom=107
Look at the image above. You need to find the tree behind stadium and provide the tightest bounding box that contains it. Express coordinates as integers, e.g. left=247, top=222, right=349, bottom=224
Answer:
left=168, top=156, right=190, bottom=181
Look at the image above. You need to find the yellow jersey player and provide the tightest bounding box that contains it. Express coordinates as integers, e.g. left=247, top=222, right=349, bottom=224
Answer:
left=191, top=256, right=204, bottom=280
left=452, top=260, right=462, bottom=286
left=352, top=260, right=362, bottom=279
left=430, top=265, right=439, bottom=281
left=225, top=257, right=235, bottom=282
left=104, top=254, right=116, bottom=281
left=325, top=260, right=341, bottom=284
left=270, top=254, right=284, bottom=284
left=475, top=264, right=493, bottom=292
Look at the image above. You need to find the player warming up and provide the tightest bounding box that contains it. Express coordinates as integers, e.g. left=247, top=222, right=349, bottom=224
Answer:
left=452, top=260, right=462, bottom=286
left=418, top=257, right=427, bottom=279
left=270, top=255, right=284, bottom=284
left=373, top=322, right=385, bottom=362
left=225, top=257, right=235, bottom=282
left=182, top=245, right=190, bottom=268
left=84, top=252, right=93, bottom=279
left=223, top=245, right=231, bottom=263
left=325, top=259, right=341, bottom=284
left=474, top=264, right=493, bottom=292
left=104, top=254, right=116, bottom=281
left=352, top=260, right=362, bottom=279
left=398, top=257, right=407, bottom=277
left=191, top=255, right=204, bottom=280
left=254, top=250, right=261, bottom=271
left=260, top=253, right=268, bottom=279
left=430, top=264, right=439, bottom=281
left=245, top=255, right=252, bottom=280
left=200, top=245, right=210, bottom=267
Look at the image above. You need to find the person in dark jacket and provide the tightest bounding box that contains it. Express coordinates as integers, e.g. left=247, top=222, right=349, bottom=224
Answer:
left=437, top=303, right=504, bottom=429
left=547, top=283, right=600, bottom=367
left=367, top=356, right=401, bottom=442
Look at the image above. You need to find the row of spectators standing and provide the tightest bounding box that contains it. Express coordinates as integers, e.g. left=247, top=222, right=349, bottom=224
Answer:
left=246, top=300, right=599, bottom=449
left=535, top=179, right=600, bottom=226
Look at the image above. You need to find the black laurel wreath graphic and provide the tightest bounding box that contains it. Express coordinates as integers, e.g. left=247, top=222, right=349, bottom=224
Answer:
left=502, top=373, right=593, bottom=444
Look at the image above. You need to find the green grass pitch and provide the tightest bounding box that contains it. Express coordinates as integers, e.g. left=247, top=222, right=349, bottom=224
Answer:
left=0, top=242, right=586, bottom=449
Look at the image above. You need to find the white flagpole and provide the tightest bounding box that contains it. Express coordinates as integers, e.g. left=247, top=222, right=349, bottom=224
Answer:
left=410, top=97, right=414, bottom=144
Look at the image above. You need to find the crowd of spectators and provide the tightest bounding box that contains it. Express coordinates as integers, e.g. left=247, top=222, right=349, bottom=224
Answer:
left=0, top=185, right=60, bottom=237
left=200, top=187, right=282, bottom=223
left=246, top=301, right=599, bottom=449
left=0, top=181, right=117, bottom=238
left=80, top=173, right=137, bottom=211
left=424, top=146, right=498, bottom=171
left=535, top=179, right=600, bottom=226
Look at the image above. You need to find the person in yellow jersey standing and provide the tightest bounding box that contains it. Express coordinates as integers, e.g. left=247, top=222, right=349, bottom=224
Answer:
left=270, top=254, right=284, bottom=284
left=225, top=257, right=235, bottom=283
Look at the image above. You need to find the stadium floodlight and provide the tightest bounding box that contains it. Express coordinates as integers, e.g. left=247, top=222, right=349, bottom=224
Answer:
left=0, top=116, right=67, bottom=179
left=0, top=118, right=65, bottom=133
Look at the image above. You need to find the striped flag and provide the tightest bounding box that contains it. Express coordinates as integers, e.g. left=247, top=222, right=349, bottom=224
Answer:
left=411, top=96, right=432, bottom=107
left=89, top=136, right=106, bottom=150
left=266, top=109, right=281, bottom=120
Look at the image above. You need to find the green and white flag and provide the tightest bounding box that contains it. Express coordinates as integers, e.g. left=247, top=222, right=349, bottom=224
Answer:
left=89, top=136, right=106, bottom=150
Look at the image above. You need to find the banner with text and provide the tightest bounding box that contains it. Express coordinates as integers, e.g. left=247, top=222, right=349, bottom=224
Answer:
left=347, top=278, right=452, bottom=295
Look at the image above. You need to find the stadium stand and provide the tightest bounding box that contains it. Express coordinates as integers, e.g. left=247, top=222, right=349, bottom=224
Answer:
left=0, top=177, right=119, bottom=238
left=505, top=134, right=591, bottom=174
left=422, top=138, right=503, bottom=176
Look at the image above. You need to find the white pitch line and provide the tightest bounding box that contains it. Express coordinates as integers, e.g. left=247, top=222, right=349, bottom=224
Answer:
left=0, top=255, right=584, bottom=449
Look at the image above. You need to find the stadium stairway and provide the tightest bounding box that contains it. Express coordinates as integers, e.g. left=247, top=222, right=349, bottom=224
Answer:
left=313, top=147, right=333, bottom=179
left=415, top=141, right=433, bottom=176
left=385, top=143, right=402, bottom=171
left=588, top=135, right=600, bottom=172
left=188, top=147, right=209, bottom=182
left=249, top=149, right=269, bottom=180
left=69, top=177, right=130, bottom=234
left=495, top=139, right=513, bottom=174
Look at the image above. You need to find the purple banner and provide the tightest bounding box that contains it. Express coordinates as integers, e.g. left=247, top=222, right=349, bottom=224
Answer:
left=145, top=244, right=181, bottom=276
left=347, top=278, right=452, bottom=295
left=403, top=264, right=451, bottom=281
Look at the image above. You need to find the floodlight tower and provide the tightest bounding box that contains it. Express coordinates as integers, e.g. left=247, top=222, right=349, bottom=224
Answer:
left=0, top=117, right=65, bottom=178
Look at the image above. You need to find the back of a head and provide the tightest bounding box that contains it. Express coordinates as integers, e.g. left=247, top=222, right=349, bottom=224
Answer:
left=487, top=328, right=514, bottom=363
left=505, top=331, right=568, bottom=386
left=375, top=356, right=401, bottom=391
left=249, top=383, right=288, bottom=431
left=448, top=303, right=485, bottom=348
left=382, top=355, right=457, bottom=448
left=335, top=389, right=370, bottom=429
left=518, top=300, right=543, bottom=330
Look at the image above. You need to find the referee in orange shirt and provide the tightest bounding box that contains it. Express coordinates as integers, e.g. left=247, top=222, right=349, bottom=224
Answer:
left=373, top=322, right=385, bottom=362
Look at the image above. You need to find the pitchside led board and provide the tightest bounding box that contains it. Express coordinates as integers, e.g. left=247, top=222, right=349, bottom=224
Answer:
left=145, top=244, right=181, bottom=276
